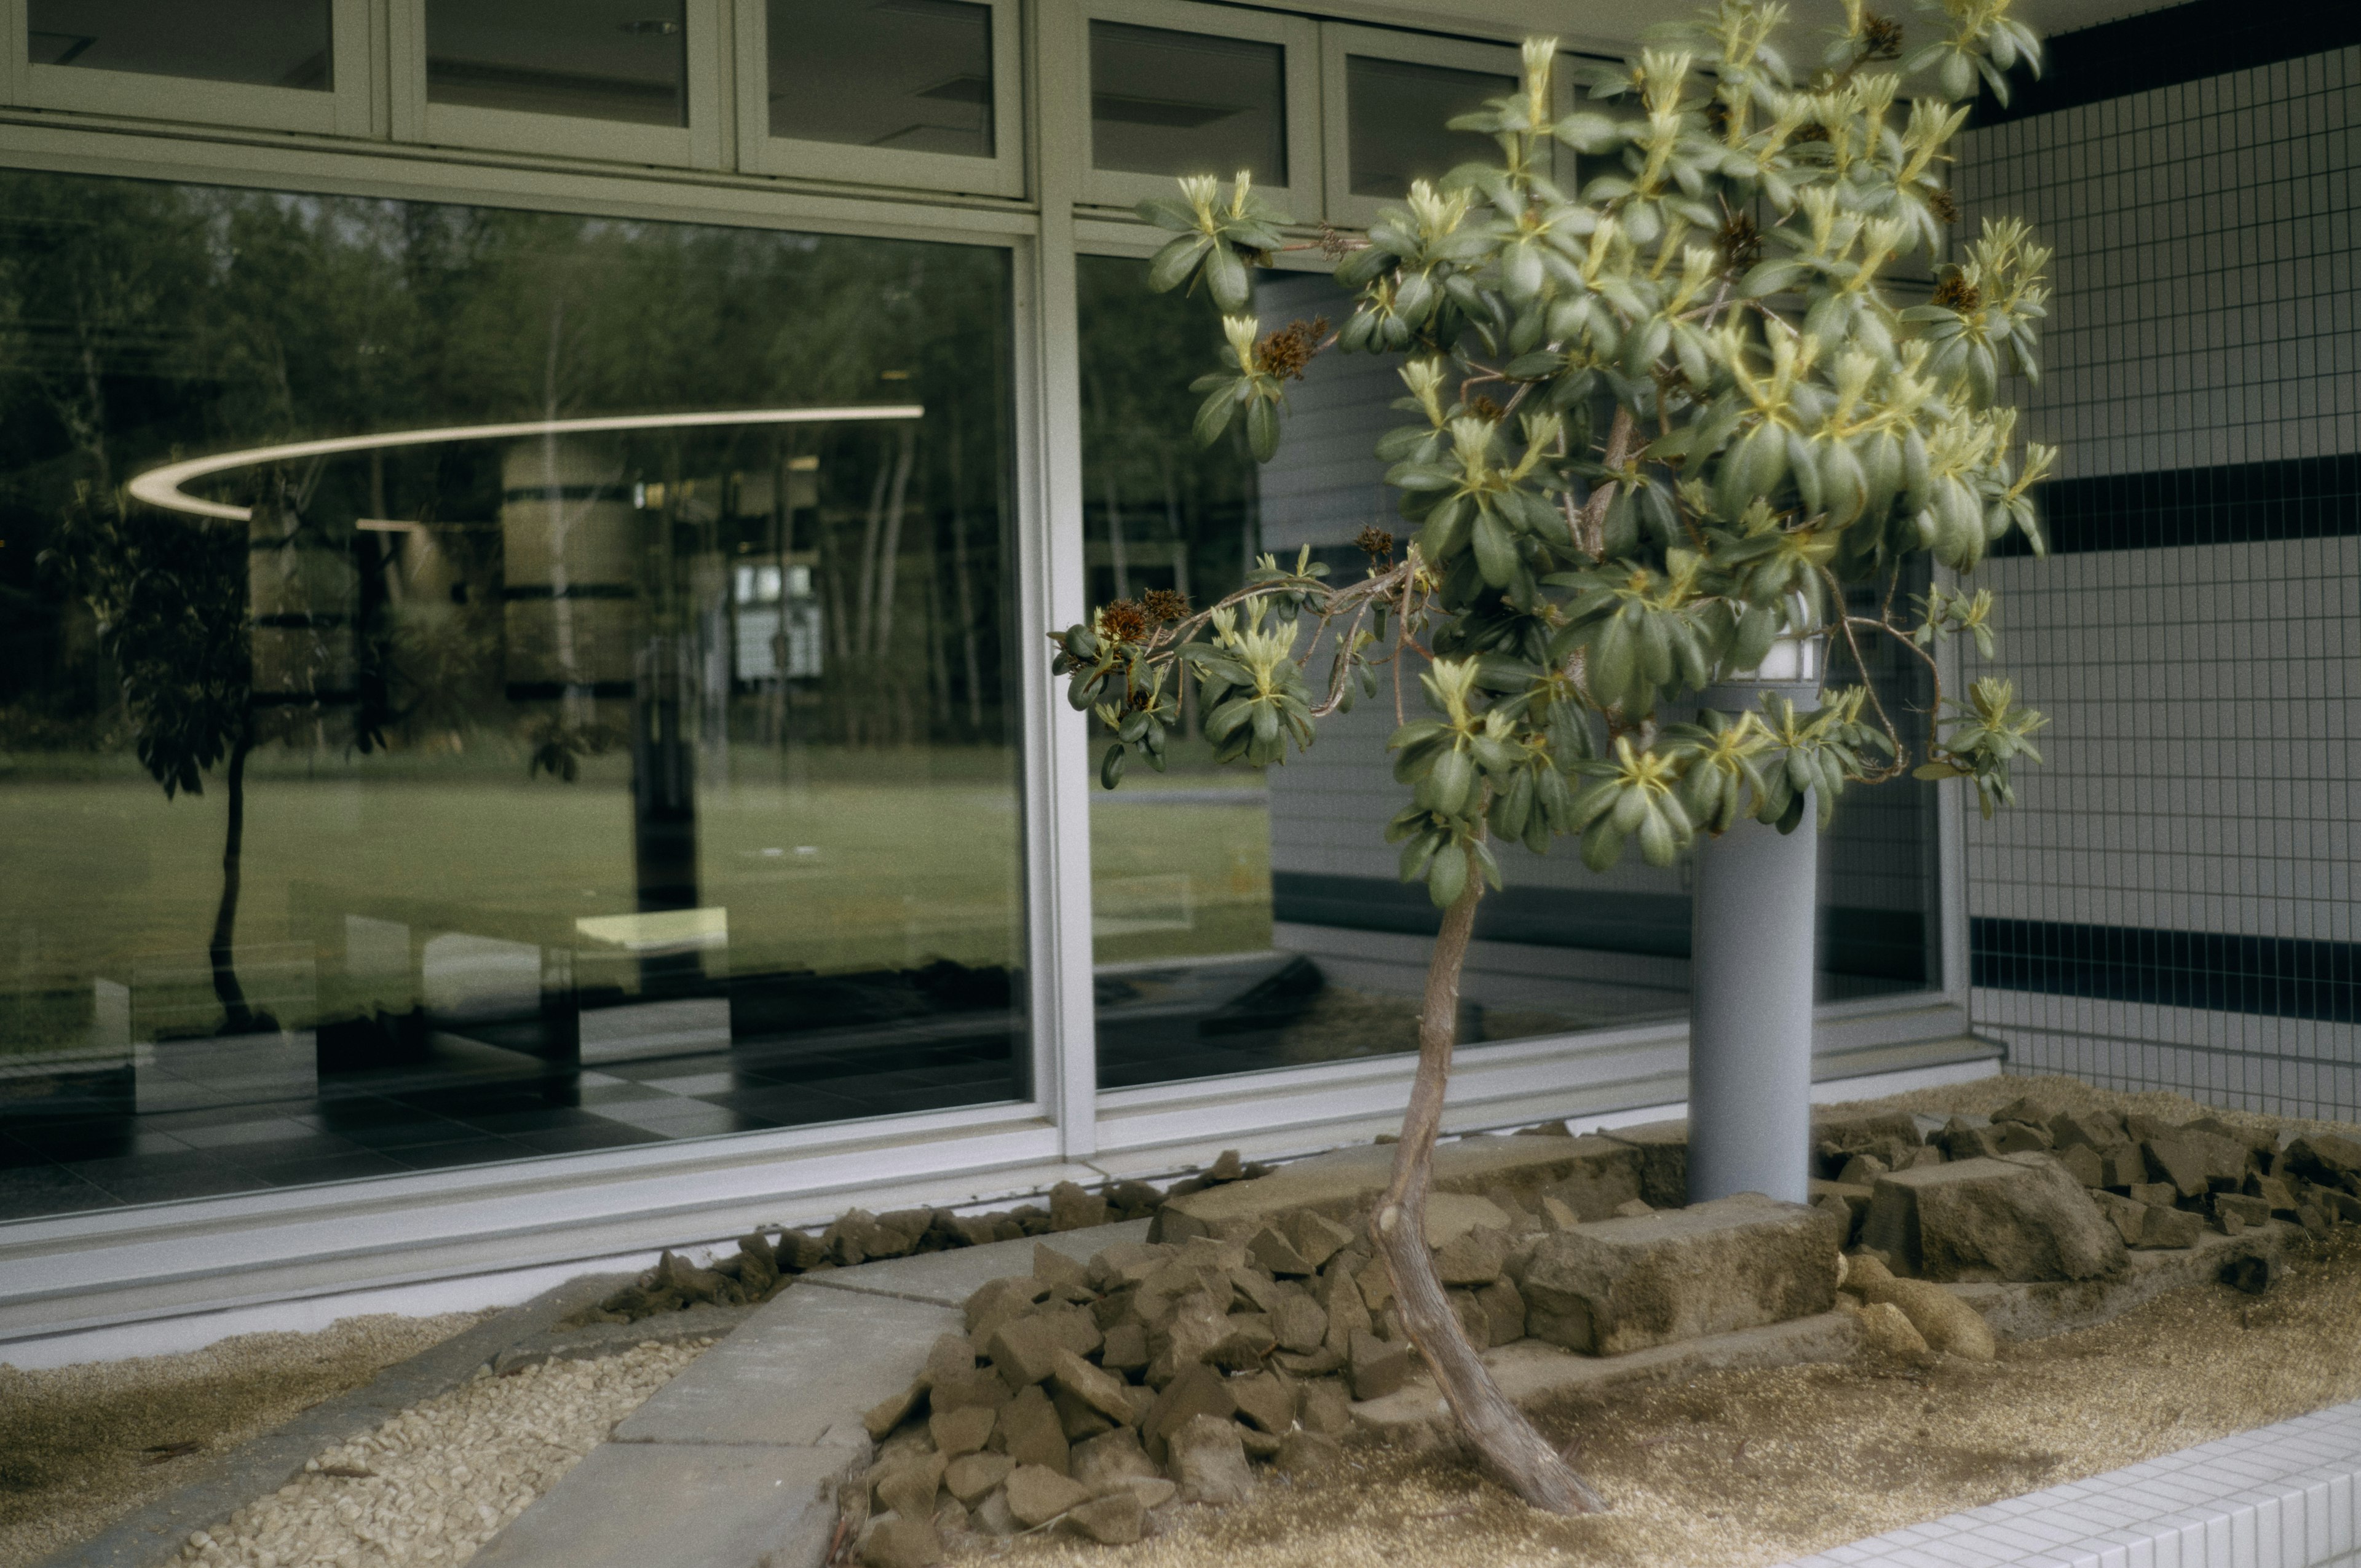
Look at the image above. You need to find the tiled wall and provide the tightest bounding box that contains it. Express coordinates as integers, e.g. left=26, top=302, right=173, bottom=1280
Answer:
left=1953, top=42, right=2361, bottom=1120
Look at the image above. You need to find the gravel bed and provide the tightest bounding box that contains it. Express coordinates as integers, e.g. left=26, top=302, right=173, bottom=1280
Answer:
left=170, top=1340, right=711, bottom=1568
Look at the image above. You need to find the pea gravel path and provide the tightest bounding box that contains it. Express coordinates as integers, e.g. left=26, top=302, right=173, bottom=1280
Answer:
left=171, top=1342, right=711, bottom=1568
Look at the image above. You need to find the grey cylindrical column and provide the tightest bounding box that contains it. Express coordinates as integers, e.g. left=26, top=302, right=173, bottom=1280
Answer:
left=1687, top=677, right=1821, bottom=1206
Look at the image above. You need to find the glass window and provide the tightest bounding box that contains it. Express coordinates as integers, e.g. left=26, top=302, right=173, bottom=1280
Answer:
left=1089, top=22, right=1286, bottom=183
left=425, top=0, right=687, bottom=126
left=768, top=0, right=995, bottom=159
left=29, top=0, right=332, bottom=90
left=1079, top=263, right=1939, bottom=1091
left=0, top=172, right=1024, bottom=1221
left=1345, top=55, right=1514, bottom=198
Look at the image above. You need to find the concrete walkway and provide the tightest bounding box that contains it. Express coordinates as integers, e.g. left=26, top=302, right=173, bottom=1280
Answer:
left=470, top=1221, right=1152, bottom=1568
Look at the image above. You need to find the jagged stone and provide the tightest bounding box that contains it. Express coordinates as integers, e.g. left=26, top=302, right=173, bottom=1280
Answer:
left=1099, top=1321, right=1150, bottom=1374
left=2285, top=1133, right=2361, bottom=1184
left=863, top=1380, right=927, bottom=1441
left=964, top=1276, right=1049, bottom=1339
left=1281, top=1210, right=1357, bottom=1269
left=2055, top=1143, right=2105, bottom=1188
left=1270, top=1292, right=1327, bottom=1354
left=1228, top=1371, right=1297, bottom=1433
left=1298, top=1377, right=1351, bottom=1436
left=1522, top=1195, right=1843, bottom=1355
left=1856, top=1300, right=1932, bottom=1360
left=1141, top=1363, right=1235, bottom=1463
left=993, top=1384, right=1069, bottom=1474
left=930, top=1404, right=995, bottom=1458
left=2089, top=1190, right=2146, bottom=1248
left=928, top=1366, right=1010, bottom=1414
left=1071, top=1427, right=1160, bottom=1492
left=1474, top=1278, right=1527, bottom=1347
left=1003, top=1464, right=1091, bottom=1527
left=944, top=1451, right=1013, bottom=1506
left=1862, top=1154, right=2126, bottom=1282
left=1061, top=1491, right=1145, bottom=1545
left=1227, top=1267, right=1289, bottom=1315
left=2048, top=1109, right=2129, bottom=1150
left=1168, top=1414, right=1254, bottom=1504
left=986, top=1306, right=1102, bottom=1389
left=873, top=1453, right=946, bottom=1522
left=1087, top=1241, right=1178, bottom=1291
left=1433, top=1224, right=1509, bottom=1286
left=1032, top=1242, right=1090, bottom=1293
left=1050, top=1347, right=1137, bottom=1426
left=2137, top=1204, right=2204, bottom=1249
left=1052, top=1383, right=1116, bottom=1442
left=1540, top=1195, right=1583, bottom=1231
left=1348, top=1329, right=1411, bottom=1399
left=1049, top=1181, right=1112, bottom=1232
left=1842, top=1253, right=1995, bottom=1360
left=1247, top=1225, right=1315, bottom=1277
left=860, top=1515, right=944, bottom=1568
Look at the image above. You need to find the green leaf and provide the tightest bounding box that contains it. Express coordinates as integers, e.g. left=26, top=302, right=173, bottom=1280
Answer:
left=1246, top=395, right=1281, bottom=462
left=1147, top=233, right=1212, bottom=293
left=1100, top=742, right=1126, bottom=790
left=1426, top=841, right=1469, bottom=908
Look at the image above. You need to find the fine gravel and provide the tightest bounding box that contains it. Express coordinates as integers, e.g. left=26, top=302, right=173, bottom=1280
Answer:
left=0, top=1314, right=490, bottom=1568
left=172, top=1340, right=710, bottom=1568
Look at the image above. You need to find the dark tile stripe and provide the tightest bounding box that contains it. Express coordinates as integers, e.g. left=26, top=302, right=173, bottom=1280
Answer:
left=1993, top=453, right=2361, bottom=556
left=1972, top=0, right=2361, bottom=128
left=1971, top=916, right=2359, bottom=1023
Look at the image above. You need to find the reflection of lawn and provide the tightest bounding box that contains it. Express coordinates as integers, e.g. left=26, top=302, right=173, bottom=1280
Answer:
left=0, top=745, right=1275, bottom=1047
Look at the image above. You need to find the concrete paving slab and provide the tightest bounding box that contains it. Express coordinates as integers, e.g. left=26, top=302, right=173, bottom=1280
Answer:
left=469, top=1442, right=858, bottom=1568
left=614, top=1286, right=957, bottom=1449
left=795, top=1220, right=1152, bottom=1308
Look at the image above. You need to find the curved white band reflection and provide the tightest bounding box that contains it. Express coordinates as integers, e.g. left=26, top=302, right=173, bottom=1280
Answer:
left=127, top=405, right=927, bottom=523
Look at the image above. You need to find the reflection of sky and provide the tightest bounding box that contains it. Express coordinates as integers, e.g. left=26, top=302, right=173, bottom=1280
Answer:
left=129, top=406, right=923, bottom=523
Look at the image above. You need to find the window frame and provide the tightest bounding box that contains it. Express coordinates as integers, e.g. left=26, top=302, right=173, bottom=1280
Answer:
left=734, top=0, right=1026, bottom=198
left=389, top=0, right=728, bottom=170
left=1318, top=22, right=1530, bottom=230
left=0, top=0, right=373, bottom=137
left=1072, top=0, right=1320, bottom=218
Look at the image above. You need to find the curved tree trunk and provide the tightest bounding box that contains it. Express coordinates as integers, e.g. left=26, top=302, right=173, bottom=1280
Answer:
left=1370, top=877, right=1608, bottom=1515
left=209, top=721, right=261, bottom=1035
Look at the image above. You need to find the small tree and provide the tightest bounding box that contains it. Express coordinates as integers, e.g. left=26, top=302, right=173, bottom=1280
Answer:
left=1055, top=0, right=2053, bottom=1513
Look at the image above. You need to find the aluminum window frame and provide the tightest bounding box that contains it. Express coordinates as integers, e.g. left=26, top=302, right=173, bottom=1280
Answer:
left=0, top=0, right=374, bottom=137
left=389, top=0, right=729, bottom=170
left=1318, top=22, right=1533, bottom=229
left=735, top=0, right=1027, bottom=199
left=1071, top=0, right=1320, bottom=218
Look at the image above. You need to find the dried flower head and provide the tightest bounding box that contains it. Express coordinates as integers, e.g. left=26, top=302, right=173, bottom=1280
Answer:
left=1932, top=271, right=1983, bottom=311
left=1927, top=186, right=1961, bottom=225
left=1862, top=12, right=1904, bottom=60
left=1318, top=224, right=1364, bottom=262
left=1356, top=526, right=1396, bottom=560
left=1099, top=599, right=1152, bottom=643
left=1254, top=317, right=1331, bottom=381
left=1126, top=687, right=1153, bottom=711
left=1142, top=588, right=1190, bottom=622
left=1468, top=394, right=1506, bottom=422
left=1716, top=210, right=1763, bottom=272
left=1790, top=122, right=1831, bottom=145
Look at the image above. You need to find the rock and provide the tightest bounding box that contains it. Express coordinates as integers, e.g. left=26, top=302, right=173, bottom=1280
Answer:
left=1809, top=1178, right=1875, bottom=1237
left=1072, top=1427, right=1160, bottom=1492
left=1993, top=1121, right=2055, bottom=1154
left=965, top=1277, right=1049, bottom=1339
left=930, top=1365, right=1012, bottom=1415
left=1088, top=1242, right=1179, bottom=1291
left=1246, top=1225, right=1315, bottom=1277
left=1282, top=1210, right=1358, bottom=1269
left=2285, top=1133, right=2361, bottom=1184
left=2048, top=1109, right=2127, bottom=1150
left=1226, top=1267, right=1287, bottom=1315
left=2135, top=1203, right=2204, bottom=1249
left=2127, top=1181, right=2178, bottom=1208
left=1842, top=1254, right=1995, bottom=1360
left=1857, top=1300, right=1932, bottom=1360
left=933, top=1495, right=969, bottom=1537
left=2220, top=1251, right=2280, bottom=1295
left=1613, top=1198, right=1655, bottom=1219
left=1050, top=1182, right=1111, bottom=1232
left=944, top=1452, right=1014, bottom=1505
left=1939, top=1119, right=2006, bottom=1161
left=1004, top=1464, right=1091, bottom=1527
left=1862, top=1154, right=2126, bottom=1282
left=1423, top=1194, right=1511, bottom=1248
left=1521, top=1195, right=1843, bottom=1355
left=1141, top=1363, right=1236, bottom=1463
left=1835, top=1154, right=1889, bottom=1187
left=2213, top=1192, right=2271, bottom=1229
left=2055, top=1143, right=2105, bottom=1189
left=1355, top=1253, right=1395, bottom=1314
left=1348, top=1328, right=1412, bottom=1399
left=2322, top=1190, right=2361, bottom=1225
left=1169, top=1414, right=1255, bottom=1504
left=861, top=1515, right=944, bottom=1568
left=874, top=1452, right=947, bottom=1519
left=864, top=1380, right=927, bottom=1441
left=930, top=1404, right=996, bottom=1459
left=1321, top=1269, right=1373, bottom=1353
left=994, top=1385, right=1069, bottom=1473
left=1540, top=1196, right=1583, bottom=1231
left=1099, top=1321, right=1150, bottom=1373
left=1299, top=1377, right=1353, bottom=1436
left=1433, top=1225, right=1509, bottom=1286
left=1268, top=1293, right=1327, bottom=1354
left=2249, top=1174, right=2300, bottom=1217
left=1276, top=1429, right=1343, bottom=1475
left=1050, top=1348, right=1136, bottom=1426
left=1228, top=1371, right=1297, bottom=1433
left=927, top=1332, right=978, bottom=1384
left=1597, top=1120, right=1690, bottom=1209
left=987, top=1307, right=1101, bottom=1389
left=2089, top=1189, right=2146, bottom=1248
left=1062, top=1491, right=1145, bottom=1545
left=1814, top=1110, right=1927, bottom=1152
left=1519, top=1119, right=1575, bottom=1137
left=972, top=1488, right=1021, bottom=1537
left=1032, top=1243, right=1090, bottom=1293
left=2141, top=1136, right=2213, bottom=1199
left=1474, top=1278, right=1527, bottom=1346
left=2098, top=1147, right=2148, bottom=1188
left=1052, top=1384, right=1117, bottom=1442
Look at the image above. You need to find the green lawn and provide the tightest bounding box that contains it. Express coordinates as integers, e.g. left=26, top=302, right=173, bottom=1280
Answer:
left=0, top=745, right=1272, bottom=1048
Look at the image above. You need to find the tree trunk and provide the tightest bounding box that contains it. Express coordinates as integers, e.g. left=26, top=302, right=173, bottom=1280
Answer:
left=1370, top=877, right=1608, bottom=1515
left=209, top=721, right=261, bottom=1035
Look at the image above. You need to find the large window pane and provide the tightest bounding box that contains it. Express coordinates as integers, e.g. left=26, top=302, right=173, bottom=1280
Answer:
left=0, top=172, right=1023, bottom=1220
left=1081, top=263, right=1939, bottom=1091
left=1345, top=55, right=1513, bottom=198
left=1089, top=22, right=1286, bottom=183
left=769, top=0, right=995, bottom=158
left=426, top=0, right=687, bottom=126
left=30, top=0, right=332, bottom=90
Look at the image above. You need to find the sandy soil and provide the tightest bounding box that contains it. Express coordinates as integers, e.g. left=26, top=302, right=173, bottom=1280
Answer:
left=0, top=1313, right=489, bottom=1568
left=957, top=1077, right=2361, bottom=1568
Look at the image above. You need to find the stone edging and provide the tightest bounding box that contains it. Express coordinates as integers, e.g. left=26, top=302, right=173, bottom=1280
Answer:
left=31, top=1273, right=746, bottom=1568
left=1775, top=1394, right=2361, bottom=1568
